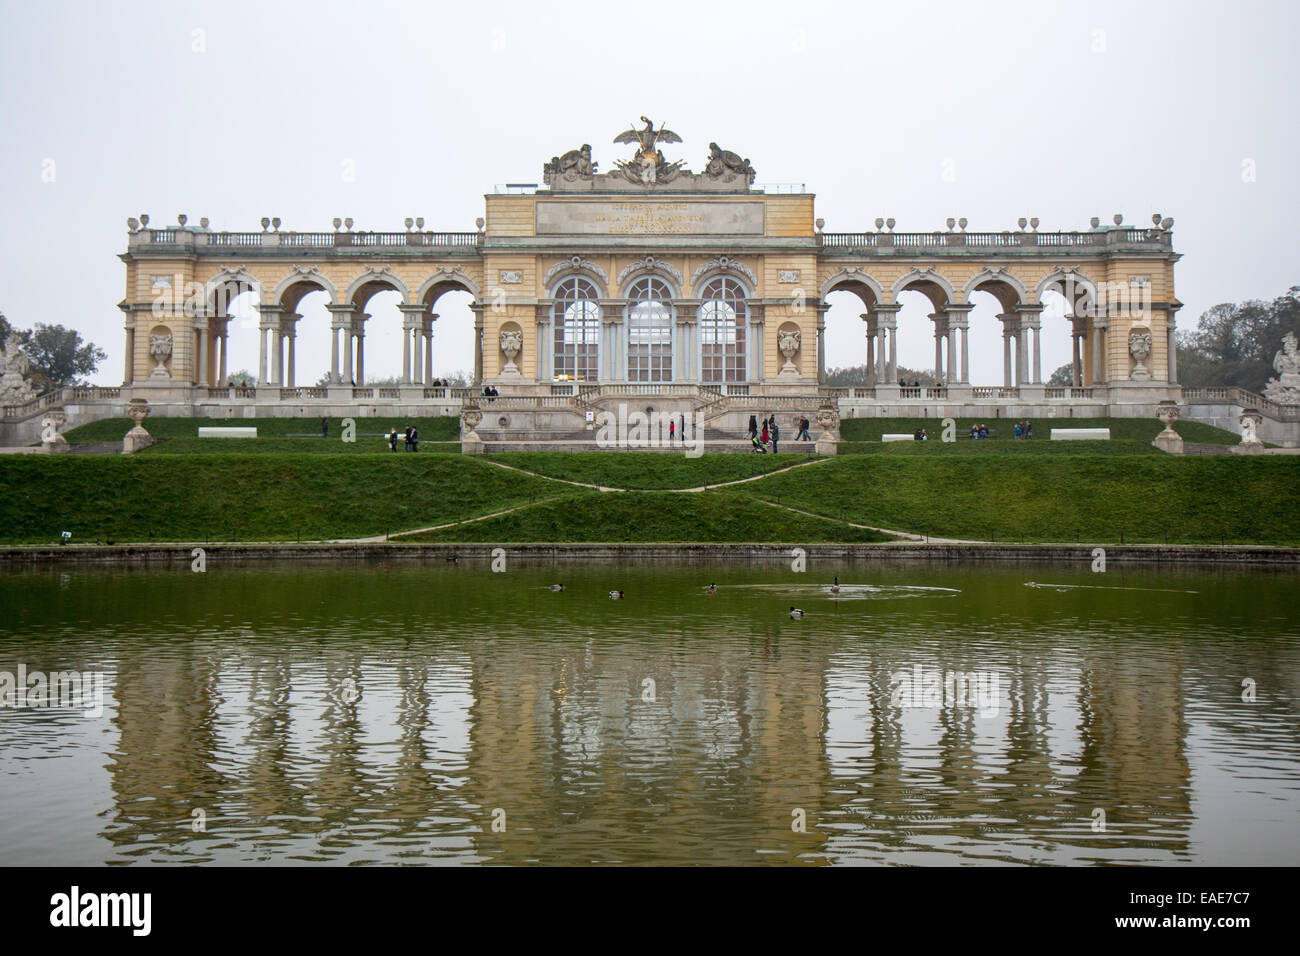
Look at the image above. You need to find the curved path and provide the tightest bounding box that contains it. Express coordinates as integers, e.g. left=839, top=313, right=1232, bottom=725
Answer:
left=328, top=455, right=981, bottom=544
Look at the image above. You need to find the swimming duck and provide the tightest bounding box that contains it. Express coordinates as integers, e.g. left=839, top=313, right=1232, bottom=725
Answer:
left=706, top=583, right=717, bottom=595
left=548, top=584, right=564, bottom=592
left=609, top=590, right=624, bottom=600
left=789, top=606, right=804, bottom=619
left=830, top=576, right=840, bottom=595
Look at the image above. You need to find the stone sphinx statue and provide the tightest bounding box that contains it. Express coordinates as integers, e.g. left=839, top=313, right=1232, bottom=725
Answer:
left=0, top=332, right=38, bottom=405
left=703, top=142, right=756, bottom=185
left=544, top=144, right=597, bottom=184
left=1263, top=331, right=1300, bottom=404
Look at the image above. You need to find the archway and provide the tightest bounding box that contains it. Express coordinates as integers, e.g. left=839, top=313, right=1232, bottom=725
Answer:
left=271, top=278, right=333, bottom=387
left=820, top=271, right=882, bottom=386
left=417, top=276, right=479, bottom=386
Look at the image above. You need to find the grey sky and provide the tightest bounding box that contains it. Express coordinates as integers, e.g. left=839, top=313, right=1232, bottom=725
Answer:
left=1, top=0, right=1295, bottom=385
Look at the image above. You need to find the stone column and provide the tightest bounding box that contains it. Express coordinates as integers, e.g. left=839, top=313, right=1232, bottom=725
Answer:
left=286, top=324, right=296, bottom=388
left=945, top=304, right=973, bottom=385
left=195, top=317, right=209, bottom=386
left=255, top=305, right=282, bottom=386
left=401, top=323, right=412, bottom=383
left=426, top=313, right=437, bottom=383
left=122, top=319, right=135, bottom=385
left=535, top=307, right=551, bottom=384
left=1001, top=318, right=1013, bottom=388
left=471, top=305, right=485, bottom=385
left=218, top=326, right=228, bottom=384
left=355, top=315, right=367, bottom=386
left=326, top=304, right=352, bottom=385
left=748, top=305, right=765, bottom=383
left=862, top=313, right=875, bottom=387
left=816, top=307, right=828, bottom=385
left=1072, top=330, right=1083, bottom=386
left=271, top=328, right=283, bottom=387
left=931, top=313, right=945, bottom=380
left=1016, top=306, right=1044, bottom=384
left=1166, top=319, right=1178, bottom=384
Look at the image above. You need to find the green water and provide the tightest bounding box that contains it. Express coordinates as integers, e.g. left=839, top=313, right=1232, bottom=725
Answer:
left=1, top=558, right=1297, bottom=865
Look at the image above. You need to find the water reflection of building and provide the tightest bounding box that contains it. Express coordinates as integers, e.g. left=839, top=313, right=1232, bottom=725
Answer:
left=102, top=624, right=1195, bottom=863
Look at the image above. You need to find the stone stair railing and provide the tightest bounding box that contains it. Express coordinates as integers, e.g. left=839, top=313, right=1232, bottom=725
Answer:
left=1182, top=386, right=1300, bottom=421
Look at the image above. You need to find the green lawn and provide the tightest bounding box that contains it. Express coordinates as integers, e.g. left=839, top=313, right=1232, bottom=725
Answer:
left=5, top=431, right=1298, bottom=546
left=401, top=489, right=894, bottom=543
left=749, top=455, right=1300, bottom=545
left=0, top=454, right=554, bottom=544
left=838, top=416, right=1241, bottom=444
left=485, top=451, right=814, bottom=489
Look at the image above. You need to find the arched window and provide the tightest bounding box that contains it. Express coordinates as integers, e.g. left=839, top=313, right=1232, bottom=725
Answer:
left=698, top=275, right=747, bottom=383
left=626, top=275, right=674, bottom=383
left=552, top=277, right=601, bottom=381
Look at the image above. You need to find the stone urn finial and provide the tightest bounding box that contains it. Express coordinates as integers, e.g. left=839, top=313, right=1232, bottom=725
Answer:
left=460, top=399, right=485, bottom=454
left=148, top=331, right=173, bottom=378
left=122, top=399, right=154, bottom=453
left=1152, top=399, right=1183, bottom=454
left=813, top=398, right=840, bottom=456
left=1128, top=328, right=1153, bottom=380
left=777, top=326, right=801, bottom=376
left=498, top=327, right=523, bottom=376
left=1237, top=408, right=1264, bottom=453
left=39, top=408, right=69, bottom=454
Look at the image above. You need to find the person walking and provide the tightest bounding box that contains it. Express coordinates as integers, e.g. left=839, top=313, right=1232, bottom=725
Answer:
left=410, top=424, right=419, bottom=452
left=680, top=413, right=686, bottom=442
left=760, top=422, right=769, bottom=448
left=321, top=416, right=328, bottom=438
left=771, top=419, right=779, bottom=454
left=748, top=414, right=758, bottom=440
left=669, top=420, right=676, bottom=443
left=388, top=427, right=398, bottom=452
left=403, top=425, right=413, bottom=452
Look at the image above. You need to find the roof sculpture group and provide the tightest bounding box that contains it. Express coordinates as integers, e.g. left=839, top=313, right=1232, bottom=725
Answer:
left=544, top=116, right=756, bottom=191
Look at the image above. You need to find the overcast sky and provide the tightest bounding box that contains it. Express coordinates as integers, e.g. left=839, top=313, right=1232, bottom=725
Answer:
left=1, top=0, right=1296, bottom=385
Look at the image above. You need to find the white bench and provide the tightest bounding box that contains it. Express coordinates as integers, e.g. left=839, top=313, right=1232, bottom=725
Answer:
left=882, top=433, right=915, bottom=442
left=197, top=427, right=258, bottom=438
left=1050, top=427, right=1110, bottom=441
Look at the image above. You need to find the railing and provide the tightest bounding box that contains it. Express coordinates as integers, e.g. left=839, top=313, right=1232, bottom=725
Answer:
left=129, top=229, right=479, bottom=253
left=899, top=387, right=921, bottom=398
left=1183, top=386, right=1299, bottom=419
left=2, top=386, right=123, bottom=419
left=851, top=387, right=876, bottom=399
left=278, top=387, right=329, bottom=400
left=352, top=388, right=373, bottom=399
left=925, top=387, right=948, bottom=399
left=424, top=387, right=448, bottom=399
left=820, top=229, right=1169, bottom=252
left=377, top=388, right=401, bottom=399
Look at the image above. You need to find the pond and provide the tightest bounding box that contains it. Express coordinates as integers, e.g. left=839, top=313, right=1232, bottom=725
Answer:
left=1, top=558, right=1297, bottom=865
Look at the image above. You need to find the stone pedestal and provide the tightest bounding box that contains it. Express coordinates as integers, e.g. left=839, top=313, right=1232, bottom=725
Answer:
left=1152, top=399, right=1183, bottom=454
left=39, top=408, right=70, bottom=454
left=122, top=398, right=154, bottom=453
left=460, top=402, right=485, bottom=454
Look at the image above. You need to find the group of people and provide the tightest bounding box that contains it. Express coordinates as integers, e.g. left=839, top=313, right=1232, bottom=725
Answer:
left=1013, top=419, right=1034, bottom=439
left=481, top=385, right=500, bottom=398
left=387, top=425, right=420, bottom=452
left=747, top=414, right=814, bottom=452
left=968, top=423, right=991, bottom=439
left=913, top=427, right=929, bottom=440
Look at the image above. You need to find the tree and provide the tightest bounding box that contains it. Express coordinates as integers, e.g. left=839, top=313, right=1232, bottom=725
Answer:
left=824, top=364, right=939, bottom=386
left=226, top=368, right=255, bottom=387
left=1176, top=286, right=1300, bottom=390
left=12, top=322, right=107, bottom=388
left=1047, top=363, right=1073, bottom=387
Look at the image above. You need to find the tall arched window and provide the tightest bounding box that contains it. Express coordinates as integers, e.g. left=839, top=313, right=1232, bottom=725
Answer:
left=698, top=275, right=747, bottom=383
left=626, top=275, right=674, bottom=382
left=552, top=276, right=601, bottom=381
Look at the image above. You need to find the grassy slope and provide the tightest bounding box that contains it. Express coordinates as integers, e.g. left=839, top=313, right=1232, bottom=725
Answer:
left=0, top=455, right=555, bottom=544
left=402, top=489, right=894, bottom=543
left=484, top=452, right=812, bottom=489
left=839, top=416, right=1240, bottom=444
left=750, top=455, right=1300, bottom=544
left=4, top=444, right=1298, bottom=546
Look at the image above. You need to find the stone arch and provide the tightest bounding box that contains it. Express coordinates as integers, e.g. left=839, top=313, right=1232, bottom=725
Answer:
left=819, top=267, right=885, bottom=305
left=690, top=255, right=756, bottom=295
left=271, top=267, right=337, bottom=309
left=541, top=257, right=607, bottom=298
left=415, top=267, right=482, bottom=305
left=963, top=266, right=1029, bottom=313
left=1034, top=267, right=1098, bottom=311
left=204, top=267, right=263, bottom=314
left=344, top=267, right=409, bottom=307
left=617, top=256, right=683, bottom=292
left=891, top=266, right=957, bottom=309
